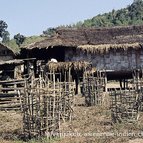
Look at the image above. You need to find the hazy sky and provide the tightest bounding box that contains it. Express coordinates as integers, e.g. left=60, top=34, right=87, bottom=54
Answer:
left=0, top=0, right=133, bottom=38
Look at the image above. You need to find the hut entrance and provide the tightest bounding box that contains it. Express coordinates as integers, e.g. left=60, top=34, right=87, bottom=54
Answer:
left=47, top=46, right=65, bottom=62
left=20, top=46, right=65, bottom=62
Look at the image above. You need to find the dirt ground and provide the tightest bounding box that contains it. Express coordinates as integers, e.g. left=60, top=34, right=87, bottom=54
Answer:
left=1, top=94, right=143, bottom=143
left=0, top=111, right=23, bottom=143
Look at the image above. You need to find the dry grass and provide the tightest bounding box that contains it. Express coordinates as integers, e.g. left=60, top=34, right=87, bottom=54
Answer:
left=1, top=96, right=143, bottom=143
left=0, top=111, right=23, bottom=143
left=77, top=43, right=141, bottom=54
left=54, top=96, right=143, bottom=143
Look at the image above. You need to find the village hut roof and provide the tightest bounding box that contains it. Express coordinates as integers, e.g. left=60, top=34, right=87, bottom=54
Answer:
left=23, top=36, right=82, bottom=50
left=22, top=25, right=143, bottom=52
left=0, top=43, right=15, bottom=55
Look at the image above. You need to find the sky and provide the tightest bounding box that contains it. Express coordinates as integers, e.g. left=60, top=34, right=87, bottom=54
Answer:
left=0, top=0, right=133, bottom=38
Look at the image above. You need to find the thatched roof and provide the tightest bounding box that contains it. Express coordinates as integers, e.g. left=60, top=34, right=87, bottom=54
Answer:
left=56, top=25, right=143, bottom=44
left=46, top=61, right=91, bottom=72
left=78, top=43, right=142, bottom=53
left=24, top=36, right=79, bottom=50
left=22, top=25, right=143, bottom=51
left=0, top=43, right=15, bottom=56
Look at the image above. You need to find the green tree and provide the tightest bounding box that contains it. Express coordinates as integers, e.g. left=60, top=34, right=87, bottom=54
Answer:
left=14, top=33, right=26, bottom=47
left=67, top=0, right=143, bottom=28
left=75, top=21, right=83, bottom=28
left=42, top=0, right=143, bottom=30
left=2, top=31, right=10, bottom=43
left=0, top=20, right=10, bottom=42
left=43, top=28, right=56, bottom=37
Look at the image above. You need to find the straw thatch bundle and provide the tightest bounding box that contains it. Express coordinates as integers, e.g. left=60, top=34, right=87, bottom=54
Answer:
left=77, top=43, right=142, bottom=54
left=46, top=61, right=91, bottom=72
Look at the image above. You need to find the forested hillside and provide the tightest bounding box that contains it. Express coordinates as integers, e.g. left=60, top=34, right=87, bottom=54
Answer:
left=43, top=0, right=143, bottom=35
left=59, top=0, right=143, bottom=28
left=77, top=0, right=143, bottom=27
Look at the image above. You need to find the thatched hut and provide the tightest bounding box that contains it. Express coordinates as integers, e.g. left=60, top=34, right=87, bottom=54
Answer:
left=0, top=43, right=19, bottom=80
left=20, top=25, right=143, bottom=79
left=0, top=59, right=24, bottom=80
left=0, top=43, right=15, bottom=61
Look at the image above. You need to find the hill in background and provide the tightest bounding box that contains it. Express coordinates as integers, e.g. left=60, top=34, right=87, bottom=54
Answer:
left=71, top=0, right=143, bottom=28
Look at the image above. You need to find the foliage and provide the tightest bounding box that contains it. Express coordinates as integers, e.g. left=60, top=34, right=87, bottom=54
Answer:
left=5, top=35, right=47, bottom=54
left=80, top=0, right=143, bottom=28
left=55, top=0, right=143, bottom=29
left=14, top=33, right=26, bottom=47
left=43, top=28, right=56, bottom=37
left=2, top=30, right=10, bottom=43
left=0, top=20, right=10, bottom=43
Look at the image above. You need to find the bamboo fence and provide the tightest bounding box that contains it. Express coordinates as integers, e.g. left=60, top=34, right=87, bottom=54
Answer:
left=22, top=72, right=75, bottom=139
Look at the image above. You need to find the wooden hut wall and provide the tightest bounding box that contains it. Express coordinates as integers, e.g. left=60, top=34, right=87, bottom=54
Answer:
left=65, top=48, right=143, bottom=71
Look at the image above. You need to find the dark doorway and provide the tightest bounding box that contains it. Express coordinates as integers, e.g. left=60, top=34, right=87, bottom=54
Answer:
left=19, top=46, right=65, bottom=62
left=47, top=46, right=65, bottom=62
